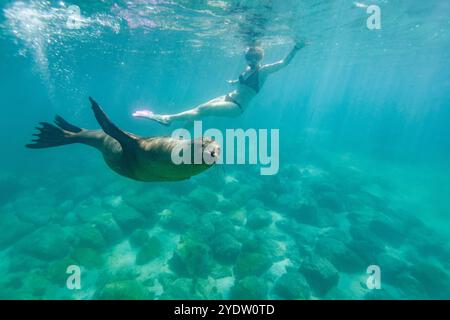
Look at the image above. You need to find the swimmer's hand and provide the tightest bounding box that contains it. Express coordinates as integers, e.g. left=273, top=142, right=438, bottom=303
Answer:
left=294, top=39, right=310, bottom=50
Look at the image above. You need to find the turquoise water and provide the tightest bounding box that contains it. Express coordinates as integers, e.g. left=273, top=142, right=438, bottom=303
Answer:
left=0, top=0, right=449, bottom=300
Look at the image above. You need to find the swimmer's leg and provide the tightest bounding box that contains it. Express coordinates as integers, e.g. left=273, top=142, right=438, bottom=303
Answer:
left=133, top=96, right=242, bottom=126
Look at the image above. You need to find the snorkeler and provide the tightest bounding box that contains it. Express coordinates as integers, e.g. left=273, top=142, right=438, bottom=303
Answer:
left=133, top=40, right=308, bottom=126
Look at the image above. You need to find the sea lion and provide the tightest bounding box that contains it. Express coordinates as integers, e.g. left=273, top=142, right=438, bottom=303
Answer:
left=26, top=97, right=220, bottom=182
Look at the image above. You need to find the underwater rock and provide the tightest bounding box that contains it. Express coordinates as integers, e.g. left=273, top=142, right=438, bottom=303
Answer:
left=102, top=195, right=123, bottom=210
left=408, top=262, right=450, bottom=299
left=257, top=175, right=286, bottom=204
left=263, top=190, right=283, bottom=208
left=369, top=216, right=406, bottom=245
left=405, top=226, right=450, bottom=260
left=21, top=272, right=52, bottom=298
left=160, top=278, right=199, bottom=300
left=169, top=239, right=213, bottom=278
left=124, top=187, right=171, bottom=218
left=240, top=237, right=263, bottom=254
left=135, top=237, right=162, bottom=265
left=243, top=231, right=288, bottom=262
left=153, top=272, right=176, bottom=289
left=182, top=214, right=216, bottom=242
left=246, top=208, right=272, bottom=229
left=211, top=233, right=242, bottom=265
left=60, top=209, right=80, bottom=226
left=375, top=252, right=409, bottom=284
left=46, top=257, right=78, bottom=284
left=289, top=203, right=335, bottom=228
left=293, top=203, right=319, bottom=225
left=240, top=227, right=284, bottom=251
left=96, top=267, right=140, bottom=288
left=308, top=179, right=336, bottom=194
left=216, top=197, right=240, bottom=214
left=316, top=192, right=345, bottom=213
left=188, top=186, right=218, bottom=210
left=7, top=254, right=46, bottom=273
left=266, top=258, right=293, bottom=282
left=275, top=219, right=299, bottom=235
left=95, top=280, right=153, bottom=300
left=394, top=273, right=429, bottom=299
left=299, top=254, right=339, bottom=296
left=276, top=220, right=319, bottom=248
left=112, top=205, right=146, bottom=234
left=11, top=197, right=54, bottom=226
left=227, top=184, right=256, bottom=206
left=274, top=272, right=311, bottom=300
left=233, top=252, right=272, bottom=279
left=0, top=212, right=33, bottom=247
left=246, top=199, right=266, bottom=211
left=197, top=215, right=217, bottom=239
left=71, top=247, right=103, bottom=269
left=208, top=214, right=235, bottom=235
left=92, top=212, right=123, bottom=244
left=1, top=273, right=25, bottom=294
left=273, top=194, right=291, bottom=210
left=282, top=164, right=303, bottom=180
left=129, top=229, right=150, bottom=248
left=211, top=265, right=233, bottom=279
left=233, top=227, right=253, bottom=245
left=319, top=227, right=352, bottom=243
left=315, top=238, right=365, bottom=273
left=76, top=224, right=106, bottom=249
left=348, top=225, right=385, bottom=262
left=75, top=202, right=107, bottom=223
left=347, top=209, right=374, bottom=228
left=59, top=176, right=96, bottom=201
left=159, top=201, right=198, bottom=232
left=196, top=278, right=223, bottom=300
left=16, top=224, right=71, bottom=260
left=230, top=276, right=268, bottom=300
left=228, top=209, right=247, bottom=226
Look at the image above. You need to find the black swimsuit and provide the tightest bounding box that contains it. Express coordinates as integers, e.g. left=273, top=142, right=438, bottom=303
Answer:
left=239, top=68, right=260, bottom=93
left=226, top=68, right=260, bottom=112
left=225, top=94, right=243, bottom=112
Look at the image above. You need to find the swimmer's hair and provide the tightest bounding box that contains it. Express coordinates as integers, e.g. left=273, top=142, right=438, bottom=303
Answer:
left=245, top=46, right=264, bottom=61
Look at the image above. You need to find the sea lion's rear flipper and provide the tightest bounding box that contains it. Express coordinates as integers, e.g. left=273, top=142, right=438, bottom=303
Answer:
left=54, top=115, right=82, bottom=133
left=26, top=122, right=77, bottom=149
left=89, top=97, right=139, bottom=150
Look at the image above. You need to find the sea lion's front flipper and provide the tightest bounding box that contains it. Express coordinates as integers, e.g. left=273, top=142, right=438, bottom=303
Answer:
left=89, top=97, right=139, bottom=150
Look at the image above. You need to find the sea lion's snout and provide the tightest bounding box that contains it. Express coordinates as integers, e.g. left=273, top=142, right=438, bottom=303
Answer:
left=203, top=138, right=220, bottom=164
left=210, top=144, right=220, bottom=161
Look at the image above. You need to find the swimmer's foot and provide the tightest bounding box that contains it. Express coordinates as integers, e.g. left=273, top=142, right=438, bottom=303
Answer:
left=133, top=110, right=171, bottom=127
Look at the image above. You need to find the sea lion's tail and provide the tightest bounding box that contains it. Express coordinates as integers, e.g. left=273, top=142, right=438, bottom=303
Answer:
left=26, top=116, right=81, bottom=149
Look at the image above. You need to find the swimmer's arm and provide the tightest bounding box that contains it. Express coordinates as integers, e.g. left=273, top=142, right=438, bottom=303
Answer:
left=262, top=40, right=308, bottom=74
